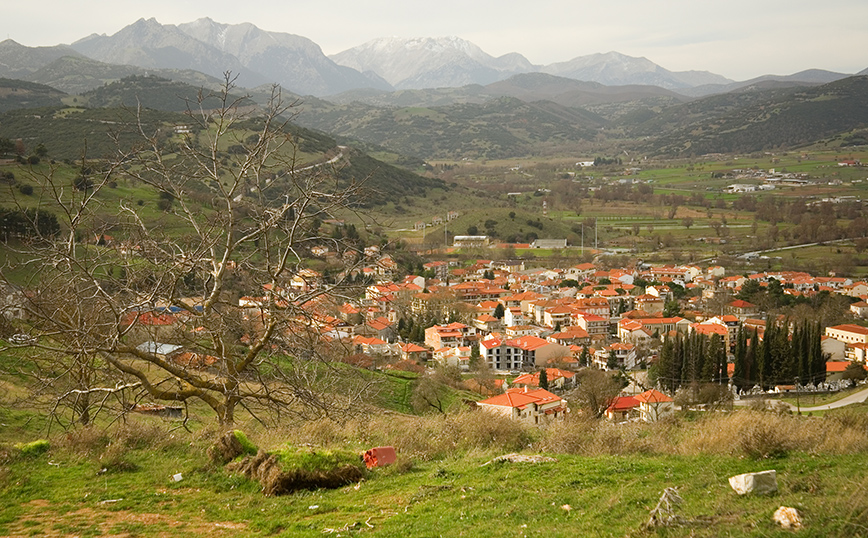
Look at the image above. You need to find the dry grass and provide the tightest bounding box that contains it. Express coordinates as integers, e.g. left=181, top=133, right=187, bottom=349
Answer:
left=263, top=409, right=534, bottom=462
left=536, top=409, right=868, bottom=459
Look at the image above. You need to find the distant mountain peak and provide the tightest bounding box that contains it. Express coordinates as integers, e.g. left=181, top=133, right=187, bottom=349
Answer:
left=331, top=36, right=534, bottom=89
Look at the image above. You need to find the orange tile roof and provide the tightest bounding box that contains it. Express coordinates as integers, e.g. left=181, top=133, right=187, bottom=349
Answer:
left=634, top=389, right=673, bottom=403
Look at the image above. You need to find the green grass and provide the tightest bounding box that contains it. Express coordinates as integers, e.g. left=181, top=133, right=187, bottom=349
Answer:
left=1, top=430, right=866, bottom=537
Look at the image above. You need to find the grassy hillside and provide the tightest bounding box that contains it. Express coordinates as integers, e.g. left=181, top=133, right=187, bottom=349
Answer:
left=81, top=75, right=252, bottom=112
left=2, top=404, right=867, bottom=537
left=632, top=76, right=868, bottom=156
left=0, top=78, right=65, bottom=112
left=27, top=56, right=226, bottom=95
left=295, top=96, right=607, bottom=160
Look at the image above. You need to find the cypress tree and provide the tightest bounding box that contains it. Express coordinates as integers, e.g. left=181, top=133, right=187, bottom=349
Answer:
left=733, top=327, right=747, bottom=391
left=705, top=333, right=726, bottom=384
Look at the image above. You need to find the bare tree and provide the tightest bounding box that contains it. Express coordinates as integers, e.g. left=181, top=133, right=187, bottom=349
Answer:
left=2, top=76, right=376, bottom=427
left=568, top=369, right=626, bottom=419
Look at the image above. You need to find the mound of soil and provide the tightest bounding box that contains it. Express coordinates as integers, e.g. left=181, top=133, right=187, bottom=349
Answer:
left=227, top=449, right=365, bottom=496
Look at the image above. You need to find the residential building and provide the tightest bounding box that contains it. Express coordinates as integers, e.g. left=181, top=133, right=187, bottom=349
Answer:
left=634, top=389, right=674, bottom=422
left=825, top=324, right=868, bottom=345
left=477, top=388, right=567, bottom=424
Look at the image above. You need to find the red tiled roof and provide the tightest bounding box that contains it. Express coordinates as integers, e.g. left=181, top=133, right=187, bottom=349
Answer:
left=607, top=396, right=639, bottom=412
left=634, top=389, right=673, bottom=403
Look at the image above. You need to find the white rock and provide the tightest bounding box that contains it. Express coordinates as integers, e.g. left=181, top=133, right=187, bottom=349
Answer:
left=728, top=470, right=777, bottom=495
left=773, top=506, right=802, bottom=529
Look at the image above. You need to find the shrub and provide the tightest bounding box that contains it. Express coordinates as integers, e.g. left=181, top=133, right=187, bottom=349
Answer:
left=15, top=439, right=50, bottom=458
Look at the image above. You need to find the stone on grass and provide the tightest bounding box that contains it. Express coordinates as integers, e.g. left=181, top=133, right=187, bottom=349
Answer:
left=728, top=470, right=777, bottom=495
left=773, top=506, right=802, bottom=529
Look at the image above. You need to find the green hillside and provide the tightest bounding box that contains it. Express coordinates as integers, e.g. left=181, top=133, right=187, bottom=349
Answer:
left=27, top=55, right=227, bottom=95
left=0, top=78, right=65, bottom=112
left=632, top=76, right=868, bottom=156
left=295, top=96, right=608, bottom=160
left=81, top=75, right=252, bottom=112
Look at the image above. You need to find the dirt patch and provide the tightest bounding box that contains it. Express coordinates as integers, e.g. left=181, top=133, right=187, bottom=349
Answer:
left=228, top=449, right=365, bottom=496
left=8, top=503, right=247, bottom=538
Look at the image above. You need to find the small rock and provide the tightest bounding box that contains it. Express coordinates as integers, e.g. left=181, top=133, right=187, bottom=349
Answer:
left=728, top=470, right=777, bottom=495
left=773, top=506, right=802, bottom=529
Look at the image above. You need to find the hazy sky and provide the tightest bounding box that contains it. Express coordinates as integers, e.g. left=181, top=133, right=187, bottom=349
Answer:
left=5, top=0, right=867, bottom=81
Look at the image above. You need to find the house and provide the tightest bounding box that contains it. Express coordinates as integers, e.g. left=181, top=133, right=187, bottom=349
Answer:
left=594, top=343, right=638, bottom=370
left=472, top=313, right=503, bottom=333
left=726, top=299, right=759, bottom=318
left=477, top=388, right=567, bottom=424
left=352, top=335, right=390, bottom=355
left=573, top=314, right=609, bottom=337
left=605, top=396, right=639, bottom=422
left=433, top=345, right=471, bottom=369
left=618, top=319, right=654, bottom=344
left=633, top=389, right=674, bottom=422
left=510, top=368, right=576, bottom=391
left=850, top=301, right=868, bottom=318
left=424, top=322, right=476, bottom=349
left=546, top=326, right=591, bottom=345
left=825, top=324, right=868, bottom=345
left=481, top=335, right=570, bottom=370
left=394, top=342, right=429, bottom=363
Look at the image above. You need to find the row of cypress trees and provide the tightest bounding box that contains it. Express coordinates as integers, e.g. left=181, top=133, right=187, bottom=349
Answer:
left=731, top=320, right=825, bottom=391
left=653, top=319, right=825, bottom=393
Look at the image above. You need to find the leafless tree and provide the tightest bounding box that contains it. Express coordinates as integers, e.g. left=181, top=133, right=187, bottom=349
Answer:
left=567, top=368, right=626, bottom=419
left=2, top=75, right=377, bottom=427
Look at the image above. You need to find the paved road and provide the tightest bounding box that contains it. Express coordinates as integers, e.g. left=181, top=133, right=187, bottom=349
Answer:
left=734, top=387, right=868, bottom=413
left=784, top=385, right=868, bottom=412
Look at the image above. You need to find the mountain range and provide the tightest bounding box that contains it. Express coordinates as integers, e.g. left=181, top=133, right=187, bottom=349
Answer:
left=1, top=18, right=862, bottom=98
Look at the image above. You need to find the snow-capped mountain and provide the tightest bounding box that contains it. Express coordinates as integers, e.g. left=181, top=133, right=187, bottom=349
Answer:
left=177, top=18, right=390, bottom=95
left=70, top=18, right=389, bottom=96
left=330, top=36, right=535, bottom=89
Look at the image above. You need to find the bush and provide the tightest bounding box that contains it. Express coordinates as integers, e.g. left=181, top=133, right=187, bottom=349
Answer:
left=15, top=439, right=50, bottom=458
left=18, top=184, right=33, bottom=195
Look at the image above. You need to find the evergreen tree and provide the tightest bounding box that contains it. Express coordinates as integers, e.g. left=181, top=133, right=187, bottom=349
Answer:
left=469, top=343, right=481, bottom=370
left=770, top=318, right=793, bottom=386
left=757, top=320, right=774, bottom=390
left=607, top=349, right=619, bottom=370
left=745, top=328, right=758, bottom=388
left=704, top=333, right=726, bottom=384
left=809, top=321, right=826, bottom=385
left=733, top=327, right=747, bottom=391
left=538, top=368, right=549, bottom=390
left=579, top=346, right=591, bottom=367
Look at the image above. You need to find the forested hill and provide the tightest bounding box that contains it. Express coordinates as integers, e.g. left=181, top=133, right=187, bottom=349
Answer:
left=631, top=75, right=868, bottom=156
left=0, top=102, right=441, bottom=207
left=0, top=79, right=66, bottom=112
left=81, top=75, right=252, bottom=112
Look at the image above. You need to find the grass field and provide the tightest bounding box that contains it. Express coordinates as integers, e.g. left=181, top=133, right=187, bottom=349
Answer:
left=2, top=408, right=868, bottom=538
